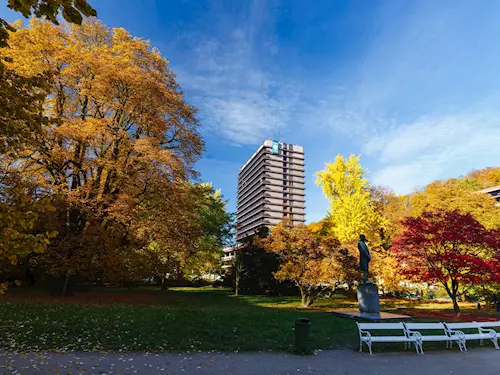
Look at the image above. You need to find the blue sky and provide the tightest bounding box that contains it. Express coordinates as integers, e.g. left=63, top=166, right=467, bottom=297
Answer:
left=3, top=0, right=500, bottom=223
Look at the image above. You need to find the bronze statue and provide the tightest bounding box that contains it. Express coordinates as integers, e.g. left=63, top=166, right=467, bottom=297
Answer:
left=358, top=234, right=371, bottom=283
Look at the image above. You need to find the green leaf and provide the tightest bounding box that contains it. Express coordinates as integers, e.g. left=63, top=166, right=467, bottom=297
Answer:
left=9, top=0, right=32, bottom=18
left=75, top=0, right=97, bottom=17
left=62, top=6, right=83, bottom=25
left=37, top=4, right=53, bottom=17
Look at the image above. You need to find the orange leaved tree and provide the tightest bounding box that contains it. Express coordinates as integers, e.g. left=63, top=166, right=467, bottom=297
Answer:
left=3, top=19, right=202, bottom=292
left=262, top=221, right=344, bottom=307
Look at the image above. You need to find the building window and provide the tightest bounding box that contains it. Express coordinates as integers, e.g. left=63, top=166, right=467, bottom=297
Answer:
left=284, top=200, right=288, bottom=204
left=284, top=187, right=287, bottom=191
left=283, top=174, right=287, bottom=180
left=283, top=162, right=287, bottom=167
left=283, top=193, right=288, bottom=198
left=283, top=180, right=287, bottom=186
left=283, top=150, right=287, bottom=155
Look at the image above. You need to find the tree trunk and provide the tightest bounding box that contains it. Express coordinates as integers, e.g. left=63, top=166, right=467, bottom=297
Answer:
left=299, top=285, right=312, bottom=307
left=452, top=295, right=460, bottom=314
left=443, top=280, right=461, bottom=314
left=234, top=278, right=239, bottom=296
left=160, top=273, right=168, bottom=291
left=62, top=273, right=70, bottom=296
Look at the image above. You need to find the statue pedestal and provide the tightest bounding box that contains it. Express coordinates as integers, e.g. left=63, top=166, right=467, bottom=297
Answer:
left=357, top=283, right=380, bottom=314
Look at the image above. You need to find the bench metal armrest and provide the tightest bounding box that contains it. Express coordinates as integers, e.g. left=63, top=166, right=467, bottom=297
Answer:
left=407, top=330, right=422, bottom=341
left=478, top=327, right=496, bottom=337
left=359, top=329, right=372, bottom=340
left=403, top=327, right=421, bottom=342
left=447, top=329, right=466, bottom=341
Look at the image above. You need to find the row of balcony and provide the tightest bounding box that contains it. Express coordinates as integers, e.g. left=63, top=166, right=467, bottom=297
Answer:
left=238, top=160, right=305, bottom=191
left=237, top=202, right=306, bottom=224
left=237, top=190, right=305, bottom=213
left=238, top=175, right=305, bottom=200
left=237, top=208, right=306, bottom=229
left=237, top=187, right=305, bottom=213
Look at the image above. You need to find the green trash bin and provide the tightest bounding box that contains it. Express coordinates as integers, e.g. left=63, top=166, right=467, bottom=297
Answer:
left=295, top=318, right=311, bottom=353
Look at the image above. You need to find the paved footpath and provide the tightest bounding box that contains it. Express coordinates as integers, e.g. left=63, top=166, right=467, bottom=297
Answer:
left=1, top=349, right=500, bottom=375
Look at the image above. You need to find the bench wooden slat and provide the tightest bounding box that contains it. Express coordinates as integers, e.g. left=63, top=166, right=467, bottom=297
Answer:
left=477, top=321, right=500, bottom=329
left=357, top=322, right=404, bottom=330
left=405, top=323, right=445, bottom=330
left=445, top=322, right=479, bottom=329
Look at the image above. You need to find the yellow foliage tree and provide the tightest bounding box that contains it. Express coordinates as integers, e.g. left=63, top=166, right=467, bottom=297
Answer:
left=3, top=19, right=203, bottom=292
left=411, top=180, right=500, bottom=229
left=316, top=154, right=389, bottom=246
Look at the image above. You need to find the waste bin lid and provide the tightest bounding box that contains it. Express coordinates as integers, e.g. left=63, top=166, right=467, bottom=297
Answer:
left=296, top=318, right=311, bottom=324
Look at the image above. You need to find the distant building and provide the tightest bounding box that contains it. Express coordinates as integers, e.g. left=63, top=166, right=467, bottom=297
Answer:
left=477, top=185, right=500, bottom=206
left=236, top=140, right=306, bottom=242
left=221, top=244, right=244, bottom=269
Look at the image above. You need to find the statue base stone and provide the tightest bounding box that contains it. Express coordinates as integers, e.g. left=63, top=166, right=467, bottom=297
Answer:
left=357, top=283, right=380, bottom=314
left=330, top=283, right=411, bottom=321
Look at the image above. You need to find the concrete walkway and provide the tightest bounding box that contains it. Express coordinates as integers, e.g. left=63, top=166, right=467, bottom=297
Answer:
left=1, top=349, right=500, bottom=374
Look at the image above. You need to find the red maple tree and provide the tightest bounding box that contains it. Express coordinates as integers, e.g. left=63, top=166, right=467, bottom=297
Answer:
left=393, top=210, right=500, bottom=313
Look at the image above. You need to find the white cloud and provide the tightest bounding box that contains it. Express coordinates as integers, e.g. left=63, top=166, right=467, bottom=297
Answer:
left=199, top=95, right=289, bottom=145
left=171, top=0, right=500, bottom=197
left=368, top=111, right=500, bottom=193
left=172, top=4, right=298, bottom=146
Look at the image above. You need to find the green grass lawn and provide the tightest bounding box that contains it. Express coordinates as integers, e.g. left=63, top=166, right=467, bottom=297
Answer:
left=0, top=287, right=357, bottom=353
left=1, top=286, right=498, bottom=353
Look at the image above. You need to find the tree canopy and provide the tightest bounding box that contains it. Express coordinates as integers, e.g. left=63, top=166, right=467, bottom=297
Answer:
left=0, top=19, right=217, bottom=292
left=394, top=210, right=500, bottom=313
left=262, top=220, right=345, bottom=307
left=410, top=179, right=500, bottom=229
left=316, top=154, right=388, bottom=245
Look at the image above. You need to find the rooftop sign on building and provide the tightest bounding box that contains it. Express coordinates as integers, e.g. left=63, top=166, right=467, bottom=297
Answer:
left=271, top=140, right=280, bottom=154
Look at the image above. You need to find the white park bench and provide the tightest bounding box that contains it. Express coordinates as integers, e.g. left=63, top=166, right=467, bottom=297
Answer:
left=403, top=322, right=466, bottom=353
left=356, top=322, right=420, bottom=354
left=477, top=321, right=500, bottom=339
left=443, top=321, right=500, bottom=350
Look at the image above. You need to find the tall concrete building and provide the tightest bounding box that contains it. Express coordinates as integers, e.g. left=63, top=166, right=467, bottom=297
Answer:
left=236, top=140, right=306, bottom=242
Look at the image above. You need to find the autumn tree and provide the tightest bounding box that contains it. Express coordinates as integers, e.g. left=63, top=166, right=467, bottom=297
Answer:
left=368, top=186, right=410, bottom=294
left=2, top=19, right=202, bottom=293
left=0, top=169, right=57, bottom=293
left=410, top=179, right=500, bottom=229
left=316, top=155, right=399, bottom=291
left=309, top=219, right=359, bottom=289
left=463, top=167, right=500, bottom=190
left=262, top=221, right=345, bottom=307
left=0, top=64, right=53, bottom=283
left=316, top=155, right=388, bottom=245
left=393, top=210, right=500, bottom=313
